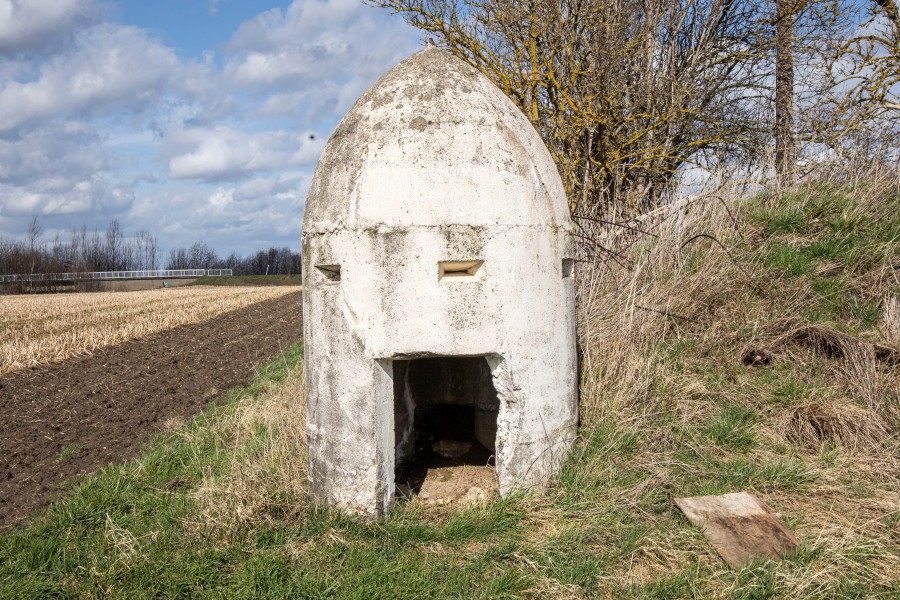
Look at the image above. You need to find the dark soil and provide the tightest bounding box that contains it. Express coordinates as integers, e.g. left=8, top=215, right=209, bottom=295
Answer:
left=0, top=291, right=302, bottom=529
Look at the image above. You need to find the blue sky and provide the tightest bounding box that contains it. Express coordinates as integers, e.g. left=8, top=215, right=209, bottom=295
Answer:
left=116, top=1, right=292, bottom=60
left=0, top=0, right=421, bottom=258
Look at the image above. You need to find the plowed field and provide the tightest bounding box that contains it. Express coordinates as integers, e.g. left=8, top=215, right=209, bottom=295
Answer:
left=0, top=291, right=302, bottom=528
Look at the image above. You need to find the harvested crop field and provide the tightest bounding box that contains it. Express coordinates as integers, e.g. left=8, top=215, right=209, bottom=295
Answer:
left=0, top=286, right=297, bottom=376
left=0, top=290, right=302, bottom=528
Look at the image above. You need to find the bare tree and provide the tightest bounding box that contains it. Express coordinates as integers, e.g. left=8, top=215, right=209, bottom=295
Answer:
left=166, top=247, right=189, bottom=270
left=133, top=229, right=159, bottom=270
left=250, top=250, right=268, bottom=275
left=165, top=241, right=221, bottom=270
left=49, top=234, right=68, bottom=271
left=862, top=0, right=900, bottom=110
left=105, top=219, right=125, bottom=270
left=188, top=242, right=219, bottom=270
left=371, top=0, right=776, bottom=217
left=26, top=216, right=42, bottom=275
left=814, top=0, right=900, bottom=147
left=69, top=226, right=89, bottom=271
left=1, top=220, right=299, bottom=279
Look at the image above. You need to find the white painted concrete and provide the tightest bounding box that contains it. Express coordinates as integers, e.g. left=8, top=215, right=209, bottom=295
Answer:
left=302, top=47, right=577, bottom=517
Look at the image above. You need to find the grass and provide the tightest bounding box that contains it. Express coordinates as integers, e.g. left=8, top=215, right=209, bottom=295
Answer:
left=191, top=275, right=302, bottom=287
left=705, top=404, right=759, bottom=451
left=2, top=176, right=898, bottom=598
left=56, top=444, right=81, bottom=461
left=751, top=181, right=900, bottom=329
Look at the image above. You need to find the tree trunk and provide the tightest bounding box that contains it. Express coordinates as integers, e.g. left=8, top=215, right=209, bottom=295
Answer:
left=774, top=0, right=796, bottom=187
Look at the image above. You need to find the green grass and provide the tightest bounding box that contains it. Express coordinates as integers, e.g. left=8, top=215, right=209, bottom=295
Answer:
left=56, top=444, right=81, bottom=461
left=1, top=343, right=305, bottom=599
left=2, top=181, right=898, bottom=598
left=750, top=182, right=899, bottom=330
left=191, top=274, right=302, bottom=287
left=3, top=389, right=841, bottom=598
left=705, top=404, right=758, bottom=451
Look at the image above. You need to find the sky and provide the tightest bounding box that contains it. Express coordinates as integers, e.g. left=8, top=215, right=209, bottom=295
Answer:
left=0, top=0, right=422, bottom=257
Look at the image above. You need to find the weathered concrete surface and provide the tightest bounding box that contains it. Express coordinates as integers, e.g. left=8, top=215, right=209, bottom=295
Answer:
left=302, top=47, right=577, bottom=517
left=675, top=492, right=800, bottom=568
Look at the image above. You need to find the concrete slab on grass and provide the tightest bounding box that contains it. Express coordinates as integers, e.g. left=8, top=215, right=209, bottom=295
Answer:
left=675, top=492, right=799, bottom=568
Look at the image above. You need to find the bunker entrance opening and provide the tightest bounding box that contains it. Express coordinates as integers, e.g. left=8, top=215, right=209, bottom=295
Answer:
left=392, top=356, right=499, bottom=500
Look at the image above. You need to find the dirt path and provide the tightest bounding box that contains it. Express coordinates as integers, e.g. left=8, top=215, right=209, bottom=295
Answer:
left=0, top=291, right=302, bottom=529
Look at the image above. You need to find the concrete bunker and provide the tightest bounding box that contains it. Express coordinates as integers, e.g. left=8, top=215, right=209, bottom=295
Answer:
left=302, top=46, right=577, bottom=517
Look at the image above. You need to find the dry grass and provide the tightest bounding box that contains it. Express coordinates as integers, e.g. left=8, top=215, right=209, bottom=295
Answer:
left=194, top=356, right=308, bottom=536
left=179, top=176, right=898, bottom=596
left=568, top=173, right=900, bottom=596
left=884, top=294, right=900, bottom=345
left=785, top=400, right=892, bottom=452
left=0, top=286, right=296, bottom=375
left=576, top=188, right=746, bottom=425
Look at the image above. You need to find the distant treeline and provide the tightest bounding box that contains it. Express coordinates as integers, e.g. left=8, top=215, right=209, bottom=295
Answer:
left=166, top=242, right=301, bottom=276
left=0, top=217, right=301, bottom=276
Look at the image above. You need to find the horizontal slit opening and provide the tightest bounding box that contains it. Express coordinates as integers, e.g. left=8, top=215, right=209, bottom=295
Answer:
left=315, top=264, right=341, bottom=282
left=439, top=260, right=483, bottom=280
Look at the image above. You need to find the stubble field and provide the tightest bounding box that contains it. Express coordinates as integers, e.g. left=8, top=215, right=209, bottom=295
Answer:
left=0, top=286, right=297, bottom=376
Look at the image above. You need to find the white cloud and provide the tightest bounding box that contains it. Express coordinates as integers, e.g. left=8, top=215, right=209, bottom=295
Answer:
left=125, top=174, right=306, bottom=255
left=233, top=174, right=305, bottom=201
left=224, top=0, right=420, bottom=117
left=0, top=118, right=132, bottom=222
left=166, top=126, right=324, bottom=181
left=0, top=121, right=112, bottom=185
left=0, top=0, right=99, bottom=56
left=207, top=187, right=233, bottom=210
left=233, top=177, right=276, bottom=201
left=0, top=23, right=180, bottom=133
left=0, top=178, right=132, bottom=218
left=0, top=0, right=421, bottom=255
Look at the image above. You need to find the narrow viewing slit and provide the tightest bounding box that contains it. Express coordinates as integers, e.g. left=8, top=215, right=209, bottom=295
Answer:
left=393, top=356, right=499, bottom=500
left=439, top=260, right=483, bottom=280
left=315, top=264, right=341, bottom=282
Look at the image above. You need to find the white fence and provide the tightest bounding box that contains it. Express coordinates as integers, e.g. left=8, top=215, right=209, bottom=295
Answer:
left=0, top=269, right=232, bottom=283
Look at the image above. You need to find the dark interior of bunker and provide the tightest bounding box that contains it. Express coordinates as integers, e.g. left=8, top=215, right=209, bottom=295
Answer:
left=393, top=356, right=499, bottom=495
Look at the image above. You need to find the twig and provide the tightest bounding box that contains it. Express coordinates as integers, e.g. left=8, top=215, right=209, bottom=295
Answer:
left=679, top=233, right=768, bottom=297
left=573, top=213, right=659, bottom=238
left=634, top=303, right=691, bottom=322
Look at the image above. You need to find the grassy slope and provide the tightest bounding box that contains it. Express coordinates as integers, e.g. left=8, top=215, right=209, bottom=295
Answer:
left=2, top=180, right=898, bottom=599
left=191, top=275, right=302, bottom=287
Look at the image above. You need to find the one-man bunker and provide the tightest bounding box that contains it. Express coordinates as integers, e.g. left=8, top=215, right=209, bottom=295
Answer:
left=301, top=46, right=578, bottom=517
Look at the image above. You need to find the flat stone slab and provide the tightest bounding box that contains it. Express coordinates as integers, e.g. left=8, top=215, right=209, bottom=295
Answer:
left=675, top=492, right=799, bottom=568
left=419, top=465, right=499, bottom=506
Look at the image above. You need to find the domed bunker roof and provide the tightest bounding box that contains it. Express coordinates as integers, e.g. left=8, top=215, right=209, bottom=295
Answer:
left=304, top=47, right=570, bottom=233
